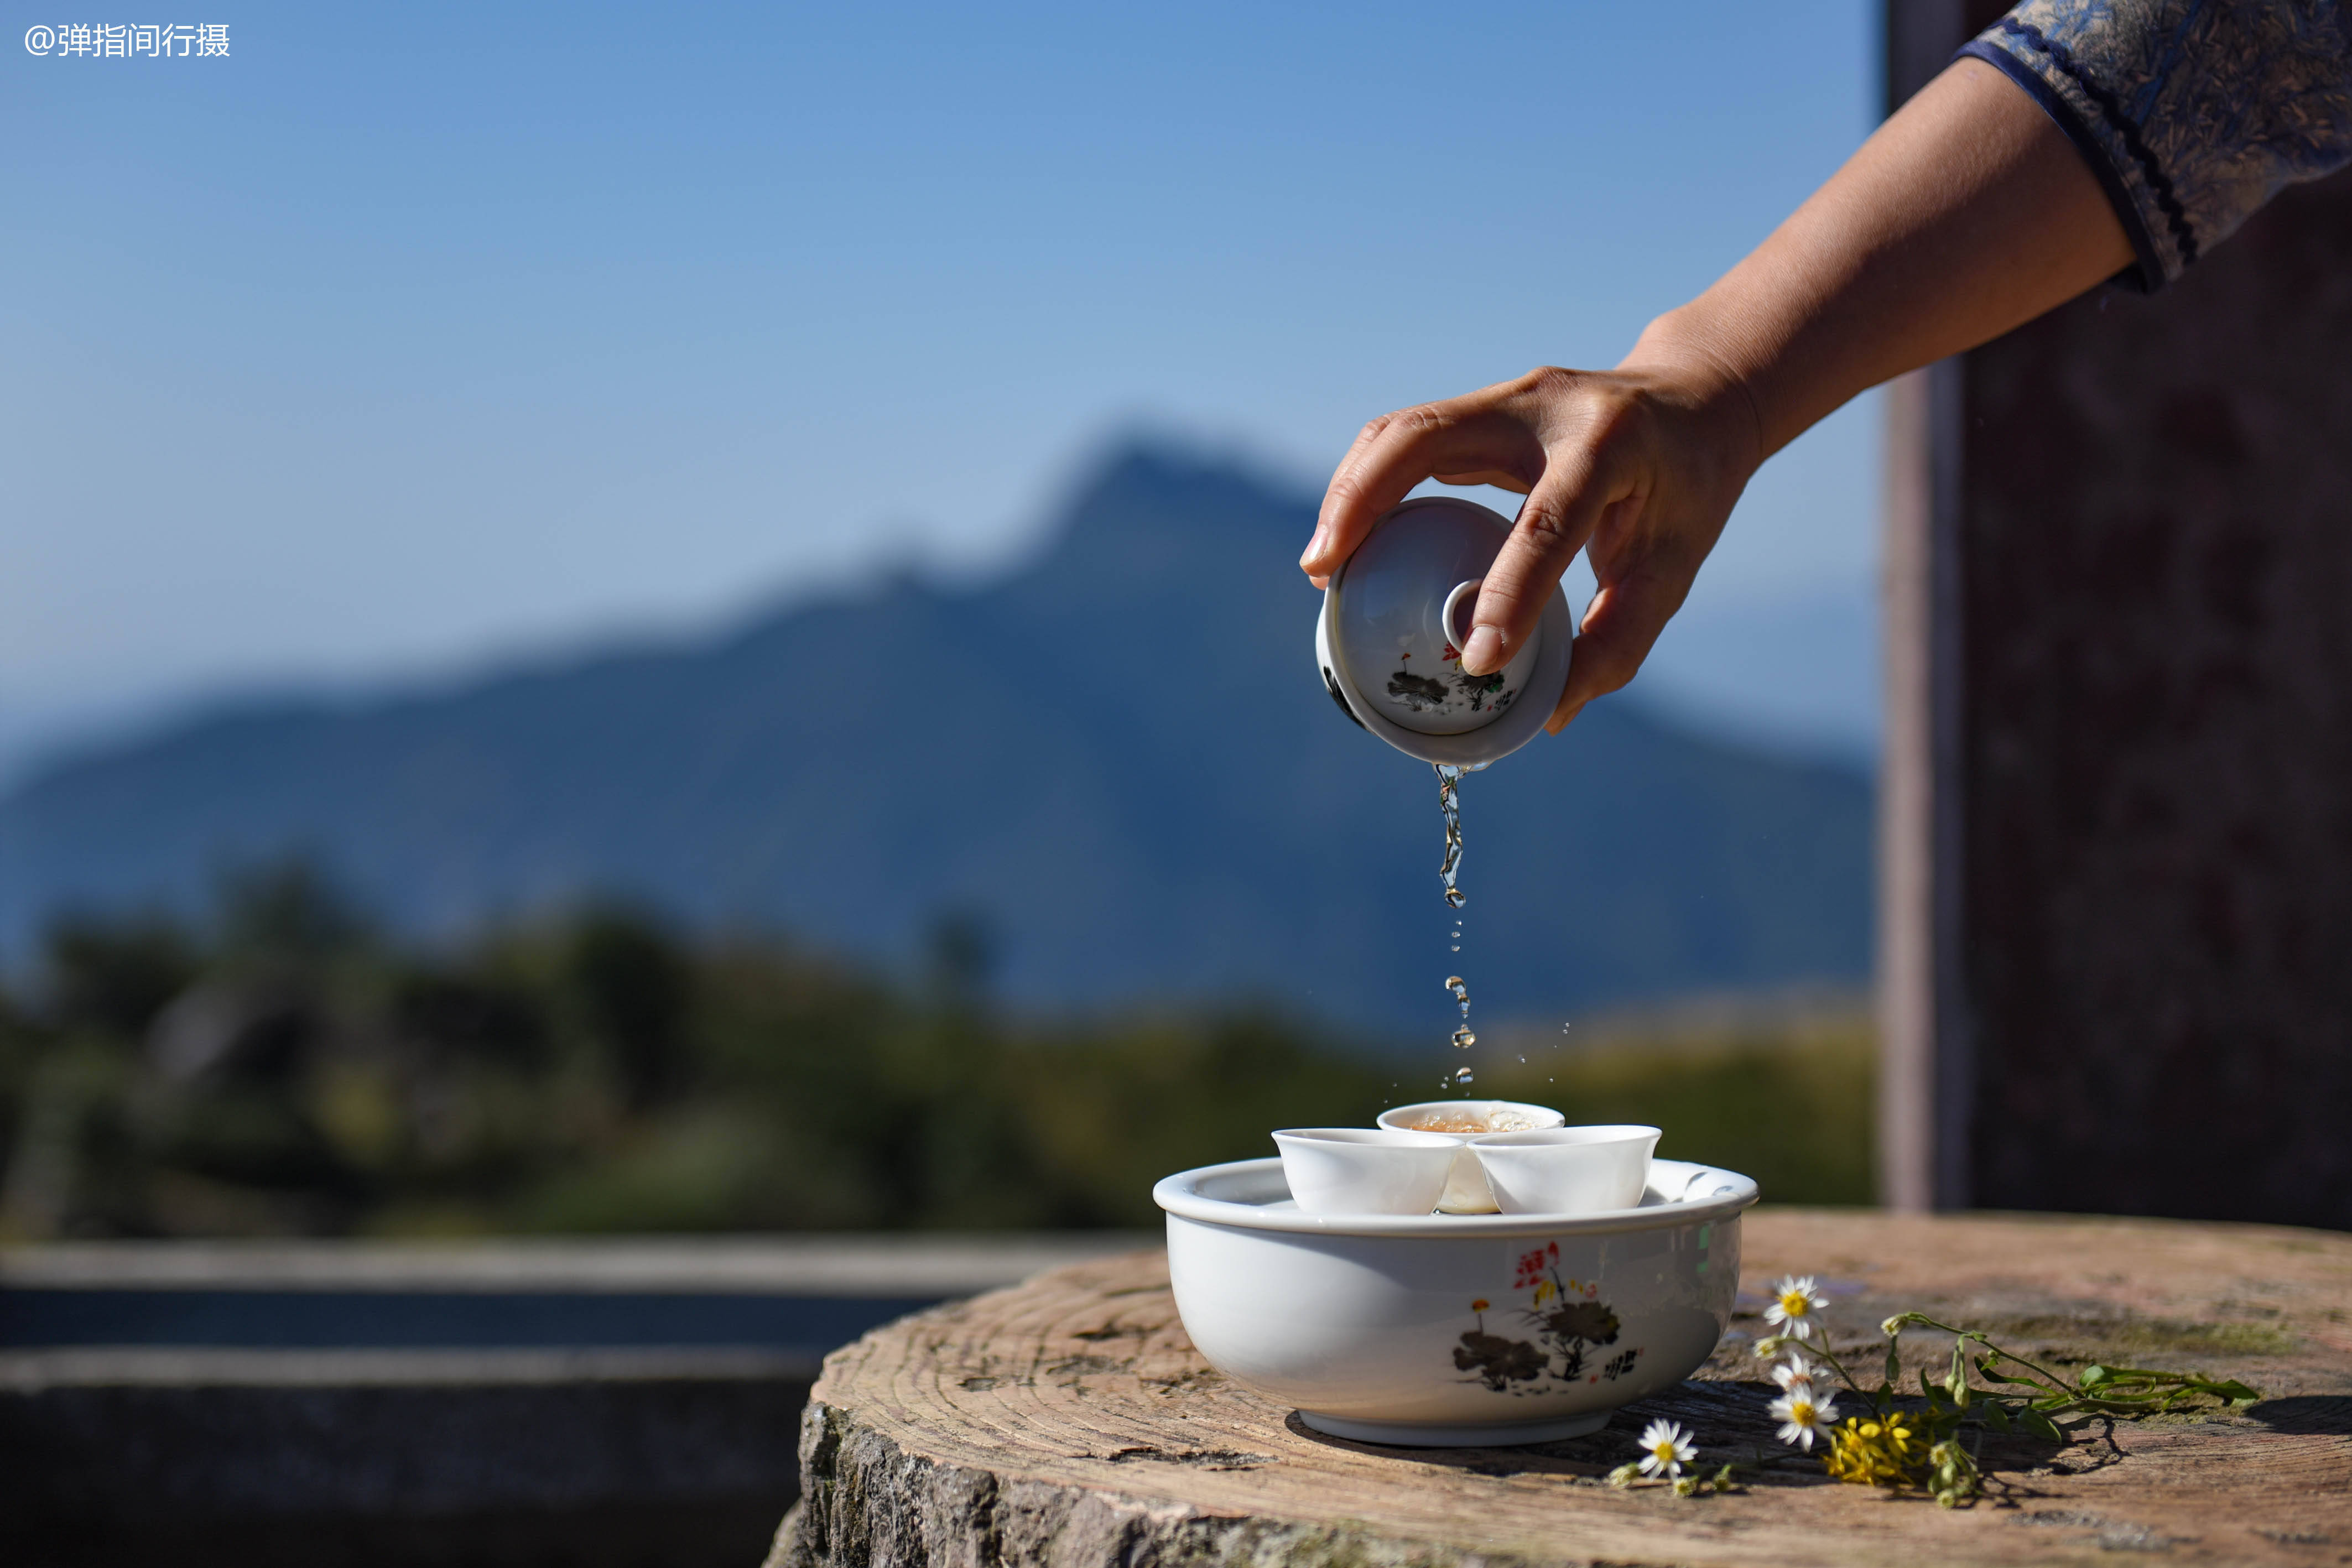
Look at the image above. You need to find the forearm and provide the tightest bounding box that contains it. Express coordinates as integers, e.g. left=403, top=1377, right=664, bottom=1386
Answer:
left=1623, top=58, right=2134, bottom=459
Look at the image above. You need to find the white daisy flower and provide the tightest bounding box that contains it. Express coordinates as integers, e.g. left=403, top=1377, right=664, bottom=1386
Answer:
left=1768, top=1383, right=1839, bottom=1451
left=1771, top=1352, right=1817, bottom=1393
left=1763, top=1275, right=1824, bottom=1341
left=1637, top=1418, right=1697, bottom=1479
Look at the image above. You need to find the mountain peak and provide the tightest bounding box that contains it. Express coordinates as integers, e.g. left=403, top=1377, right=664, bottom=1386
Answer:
left=0, top=444, right=1870, bottom=1028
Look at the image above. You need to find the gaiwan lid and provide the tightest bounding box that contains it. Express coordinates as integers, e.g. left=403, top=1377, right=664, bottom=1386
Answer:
left=1315, top=496, right=1575, bottom=767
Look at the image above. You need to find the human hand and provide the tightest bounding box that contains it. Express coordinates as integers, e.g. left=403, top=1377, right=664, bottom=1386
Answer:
left=1298, top=356, right=1761, bottom=733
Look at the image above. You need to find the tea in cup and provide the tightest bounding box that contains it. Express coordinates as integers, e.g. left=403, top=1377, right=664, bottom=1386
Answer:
left=1376, top=1100, right=1567, bottom=1212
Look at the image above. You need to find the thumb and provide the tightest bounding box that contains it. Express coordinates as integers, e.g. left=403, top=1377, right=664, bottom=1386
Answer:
left=1543, top=560, right=1693, bottom=734
left=1458, top=447, right=1620, bottom=677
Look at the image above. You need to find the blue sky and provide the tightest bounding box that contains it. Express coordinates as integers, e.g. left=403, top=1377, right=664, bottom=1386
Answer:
left=2, top=1, right=1883, bottom=779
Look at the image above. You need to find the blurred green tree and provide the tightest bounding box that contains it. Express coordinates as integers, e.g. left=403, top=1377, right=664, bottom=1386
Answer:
left=564, top=906, right=692, bottom=1111
left=0, top=871, right=1873, bottom=1240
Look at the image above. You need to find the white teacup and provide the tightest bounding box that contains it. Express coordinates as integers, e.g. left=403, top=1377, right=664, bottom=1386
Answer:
left=1376, top=1100, right=1567, bottom=1213
left=1271, top=1127, right=1459, bottom=1216
left=1470, top=1124, right=1660, bottom=1215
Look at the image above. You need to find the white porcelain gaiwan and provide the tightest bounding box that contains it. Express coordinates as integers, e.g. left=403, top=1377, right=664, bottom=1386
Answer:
left=1154, top=1157, right=1756, bottom=1446
left=1315, top=496, right=1576, bottom=768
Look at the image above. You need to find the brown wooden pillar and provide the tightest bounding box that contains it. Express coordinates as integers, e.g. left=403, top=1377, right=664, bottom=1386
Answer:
left=1879, top=2, right=2352, bottom=1227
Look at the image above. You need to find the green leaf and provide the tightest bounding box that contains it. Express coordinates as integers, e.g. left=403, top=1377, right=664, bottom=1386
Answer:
left=2022, top=1409, right=2064, bottom=1444
left=2079, top=1365, right=2111, bottom=1389
left=1883, top=1336, right=1902, bottom=1393
left=1981, top=1401, right=2013, bottom=1434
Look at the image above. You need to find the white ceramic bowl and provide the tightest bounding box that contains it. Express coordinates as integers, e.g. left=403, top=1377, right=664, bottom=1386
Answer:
left=1377, top=1100, right=1566, bottom=1213
left=1155, top=1157, right=1755, bottom=1447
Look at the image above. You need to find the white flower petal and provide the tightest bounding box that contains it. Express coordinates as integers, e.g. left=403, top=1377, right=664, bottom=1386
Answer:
left=1775, top=1419, right=1818, bottom=1451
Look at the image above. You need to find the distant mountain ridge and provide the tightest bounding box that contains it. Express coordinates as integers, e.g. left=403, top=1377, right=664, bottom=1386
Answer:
left=0, top=446, right=1872, bottom=1036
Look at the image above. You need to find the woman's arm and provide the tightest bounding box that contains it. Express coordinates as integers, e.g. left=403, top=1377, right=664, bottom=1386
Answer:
left=1299, top=57, right=2134, bottom=730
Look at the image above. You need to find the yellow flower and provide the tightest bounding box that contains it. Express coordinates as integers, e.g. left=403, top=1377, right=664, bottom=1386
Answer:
left=1823, top=1417, right=1924, bottom=1488
left=1534, top=1279, right=1556, bottom=1305
left=1470, top=1299, right=1489, bottom=1312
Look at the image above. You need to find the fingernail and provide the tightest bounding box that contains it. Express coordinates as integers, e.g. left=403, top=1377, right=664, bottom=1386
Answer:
left=1299, top=527, right=1328, bottom=570
left=1460, top=626, right=1505, bottom=675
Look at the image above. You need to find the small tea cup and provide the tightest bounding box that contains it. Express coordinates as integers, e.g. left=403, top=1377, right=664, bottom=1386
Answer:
left=1376, top=1100, right=1567, bottom=1213
left=1470, top=1124, right=1660, bottom=1215
left=1272, top=1128, right=1459, bottom=1216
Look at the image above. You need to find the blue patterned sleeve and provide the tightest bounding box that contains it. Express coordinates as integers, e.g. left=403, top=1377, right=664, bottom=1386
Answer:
left=1960, top=1, right=2352, bottom=290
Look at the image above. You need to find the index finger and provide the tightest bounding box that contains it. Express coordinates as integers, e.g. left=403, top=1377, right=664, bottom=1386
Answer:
left=1299, top=398, right=1543, bottom=585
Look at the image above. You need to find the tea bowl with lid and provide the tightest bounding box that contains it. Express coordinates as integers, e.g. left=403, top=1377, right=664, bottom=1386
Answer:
left=1315, top=496, right=1577, bottom=768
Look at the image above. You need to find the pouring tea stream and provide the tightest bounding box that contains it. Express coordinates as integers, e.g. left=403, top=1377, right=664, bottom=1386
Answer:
left=1315, top=496, right=1577, bottom=1092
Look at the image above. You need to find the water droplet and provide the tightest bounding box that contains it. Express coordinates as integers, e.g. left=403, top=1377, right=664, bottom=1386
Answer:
left=1435, top=764, right=1468, bottom=910
left=1433, top=767, right=1479, bottom=1073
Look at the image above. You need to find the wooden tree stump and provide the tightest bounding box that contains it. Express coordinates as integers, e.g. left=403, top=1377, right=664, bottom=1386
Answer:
left=768, top=1210, right=2352, bottom=1568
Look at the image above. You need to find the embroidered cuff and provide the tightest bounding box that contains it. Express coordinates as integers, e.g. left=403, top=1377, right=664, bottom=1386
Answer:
left=1961, top=25, right=2182, bottom=291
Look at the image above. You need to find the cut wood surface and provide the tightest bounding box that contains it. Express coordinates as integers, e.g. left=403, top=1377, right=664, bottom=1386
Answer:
left=769, top=1208, right=2352, bottom=1568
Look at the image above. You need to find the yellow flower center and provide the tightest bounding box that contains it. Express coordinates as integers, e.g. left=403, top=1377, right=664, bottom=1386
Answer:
left=1789, top=1399, right=1814, bottom=1423
left=1652, top=1442, right=1676, bottom=1461
left=1780, top=1293, right=1809, bottom=1316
